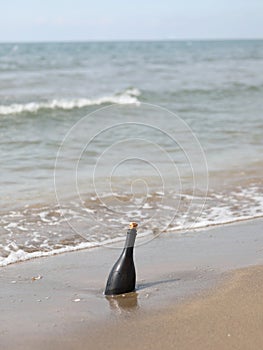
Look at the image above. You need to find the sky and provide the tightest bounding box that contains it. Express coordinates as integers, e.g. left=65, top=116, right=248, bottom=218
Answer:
left=1, top=0, right=263, bottom=42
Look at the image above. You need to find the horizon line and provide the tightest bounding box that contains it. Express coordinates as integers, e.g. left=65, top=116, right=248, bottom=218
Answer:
left=0, top=37, right=263, bottom=44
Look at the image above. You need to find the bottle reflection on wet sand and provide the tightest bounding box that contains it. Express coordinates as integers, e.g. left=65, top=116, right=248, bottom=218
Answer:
left=106, top=292, right=139, bottom=314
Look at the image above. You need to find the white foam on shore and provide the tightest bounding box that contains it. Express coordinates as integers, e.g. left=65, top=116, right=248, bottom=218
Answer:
left=0, top=88, right=141, bottom=115
left=1, top=212, right=262, bottom=268
left=167, top=213, right=263, bottom=233
left=0, top=234, right=127, bottom=267
left=0, top=186, right=262, bottom=267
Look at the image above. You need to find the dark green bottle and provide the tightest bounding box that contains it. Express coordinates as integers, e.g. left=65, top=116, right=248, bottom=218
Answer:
left=105, top=223, right=137, bottom=295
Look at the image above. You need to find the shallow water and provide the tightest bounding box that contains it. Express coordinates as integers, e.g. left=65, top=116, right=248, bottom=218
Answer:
left=0, top=40, right=263, bottom=266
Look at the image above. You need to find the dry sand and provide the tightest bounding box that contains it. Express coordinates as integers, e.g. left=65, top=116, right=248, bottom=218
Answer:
left=0, top=218, right=262, bottom=349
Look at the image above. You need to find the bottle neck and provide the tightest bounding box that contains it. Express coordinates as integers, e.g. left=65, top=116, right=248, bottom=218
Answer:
left=124, top=228, right=137, bottom=249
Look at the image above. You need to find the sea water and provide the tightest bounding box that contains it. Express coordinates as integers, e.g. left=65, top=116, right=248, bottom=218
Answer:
left=0, top=40, right=262, bottom=265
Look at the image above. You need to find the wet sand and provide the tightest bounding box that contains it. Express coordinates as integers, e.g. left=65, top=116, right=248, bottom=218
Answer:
left=82, top=265, right=263, bottom=350
left=0, top=218, right=262, bottom=349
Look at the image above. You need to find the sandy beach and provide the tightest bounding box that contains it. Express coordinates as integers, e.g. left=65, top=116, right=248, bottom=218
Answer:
left=0, top=218, right=262, bottom=349
left=1, top=6, right=263, bottom=350
left=82, top=265, right=263, bottom=350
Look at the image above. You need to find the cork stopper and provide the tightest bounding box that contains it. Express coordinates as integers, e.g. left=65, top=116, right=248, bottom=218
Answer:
left=129, top=222, right=138, bottom=229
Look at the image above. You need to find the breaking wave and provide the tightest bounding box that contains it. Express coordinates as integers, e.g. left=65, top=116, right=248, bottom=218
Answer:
left=0, top=88, right=141, bottom=115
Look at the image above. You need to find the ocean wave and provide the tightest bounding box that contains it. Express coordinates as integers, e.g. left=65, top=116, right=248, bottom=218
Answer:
left=0, top=238, right=119, bottom=267
left=0, top=213, right=262, bottom=268
left=0, top=88, right=141, bottom=115
left=0, top=184, right=262, bottom=267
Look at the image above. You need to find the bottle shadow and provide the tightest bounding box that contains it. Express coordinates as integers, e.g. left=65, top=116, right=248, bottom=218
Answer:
left=136, top=277, right=181, bottom=291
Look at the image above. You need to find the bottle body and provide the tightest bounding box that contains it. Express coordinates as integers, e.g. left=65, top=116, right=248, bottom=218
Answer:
left=105, top=228, right=137, bottom=295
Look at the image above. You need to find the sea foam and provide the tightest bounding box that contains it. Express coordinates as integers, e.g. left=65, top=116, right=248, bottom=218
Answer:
left=0, top=88, right=141, bottom=115
left=0, top=185, right=262, bottom=267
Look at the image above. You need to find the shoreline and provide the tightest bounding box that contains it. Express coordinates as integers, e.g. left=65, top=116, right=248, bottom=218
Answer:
left=1, top=215, right=263, bottom=268
left=0, top=218, right=262, bottom=349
